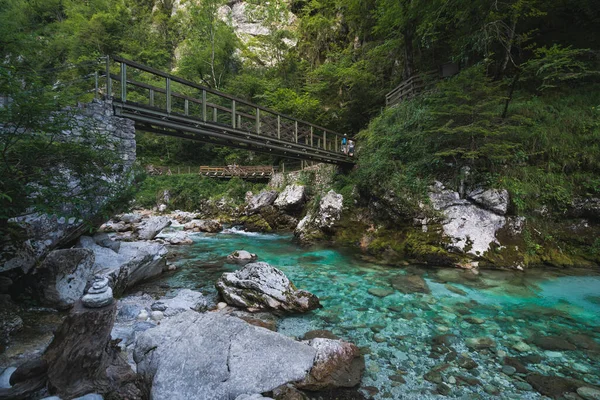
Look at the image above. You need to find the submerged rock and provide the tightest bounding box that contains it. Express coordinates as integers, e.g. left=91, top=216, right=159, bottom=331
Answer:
left=391, top=275, right=430, bottom=294
left=216, top=262, right=320, bottom=313
left=134, top=311, right=317, bottom=399
left=228, top=250, right=258, bottom=264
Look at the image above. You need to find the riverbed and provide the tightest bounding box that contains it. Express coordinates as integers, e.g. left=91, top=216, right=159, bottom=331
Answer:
left=144, top=227, right=600, bottom=399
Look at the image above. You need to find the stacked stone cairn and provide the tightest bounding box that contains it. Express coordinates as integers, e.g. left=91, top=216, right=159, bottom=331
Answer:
left=82, top=276, right=113, bottom=308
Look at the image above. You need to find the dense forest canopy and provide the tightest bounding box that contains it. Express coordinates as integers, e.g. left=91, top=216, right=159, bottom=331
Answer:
left=1, top=0, right=599, bottom=221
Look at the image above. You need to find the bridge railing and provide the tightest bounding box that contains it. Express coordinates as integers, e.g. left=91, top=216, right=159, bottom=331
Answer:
left=104, top=56, right=352, bottom=156
left=385, top=70, right=438, bottom=107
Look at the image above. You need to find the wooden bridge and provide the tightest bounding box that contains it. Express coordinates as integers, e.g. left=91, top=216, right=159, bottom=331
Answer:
left=101, top=56, right=355, bottom=165
left=148, top=165, right=278, bottom=179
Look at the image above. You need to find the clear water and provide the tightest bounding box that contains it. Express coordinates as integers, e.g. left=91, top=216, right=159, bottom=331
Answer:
left=146, top=228, right=600, bottom=399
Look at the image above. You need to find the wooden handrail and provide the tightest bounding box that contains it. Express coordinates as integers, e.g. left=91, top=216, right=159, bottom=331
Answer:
left=110, top=56, right=355, bottom=141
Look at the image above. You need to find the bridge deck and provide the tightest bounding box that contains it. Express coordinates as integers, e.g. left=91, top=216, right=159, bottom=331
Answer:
left=106, top=56, right=355, bottom=165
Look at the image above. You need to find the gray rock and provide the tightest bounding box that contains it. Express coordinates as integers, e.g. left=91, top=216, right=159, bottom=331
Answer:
left=120, top=213, right=142, bottom=224
left=77, top=236, right=167, bottom=295
left=216, top=262, right=320, bottom=313
left=297, top=338, right=364, bottom=390
left=137, top=216, right=171, bottom=240
left=73, top=394, right=104, bottom=400
left=501, top=365, right=517, bottom=376
left=162, top=289, right=208, bottom=316
left=165, top=231, right=193, bottom=245
left=468, top=188, right=510, bottom=215
left=0, top=297, right=23, bottom=345
left=93, top=232, right=120, bottom=253
left=429, top=183, right=505, bottom=256
left=274, top=185, right=306, bottom=211
left=183, top=219, right=223, bottom=233
left=227, top=250, right=258, bottom=264
left=150, top=311, right=164, bottom=321
left=82, top=276, right=113, bottom=308
left=295, top=190, right=343, bottom=242
left=151, top=302, right=167, bottom=312
left=235, top=395, right=273, bottom=400
left=134, top=311, right=317, bottom=400
left=170, top=211, right=196, bottom=224
left=34, top=248, right=95, bottom=309
left=0, top=367, right=16, bottom=389
left=246, top=191, right=279, bottom=215
left=578, top=387, right=600, bottom=400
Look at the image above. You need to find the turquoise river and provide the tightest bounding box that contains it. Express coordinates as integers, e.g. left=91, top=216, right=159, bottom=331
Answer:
left=146, top=227, right=600, bottom=399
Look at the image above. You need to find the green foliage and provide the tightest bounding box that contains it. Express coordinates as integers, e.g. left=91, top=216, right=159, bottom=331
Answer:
left=135, top=175, right=265, bottom=210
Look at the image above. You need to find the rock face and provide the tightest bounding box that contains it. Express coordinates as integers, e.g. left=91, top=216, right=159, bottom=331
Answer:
left=137, top=216, right=171, bottom=240
left=216, top=262, right=321, bottom=313
left=77, top=236, right=167, bottom=295
left=467, top=188, right=510, bottom=215
left=183, top=219, right=223, bottom=233
left=297, top=338, right=364, bottom=391
left=134, top=311, right=317, bottom=400
left=1, top=100, right=136, bottom=274
left=228, top=250, right=258, bottom=264
left=33, top=248, right=95, bottom=309
left=246, top=191, right=279, bottom=215
left=274, top=185, right=306, bottom=211
left=429, top=182, right=506, bottom=256
left=41, top=301, right=145, bottom=399
left=295, top=190, right=343, bottom=242
left=0, top=296, right=23, bottom=349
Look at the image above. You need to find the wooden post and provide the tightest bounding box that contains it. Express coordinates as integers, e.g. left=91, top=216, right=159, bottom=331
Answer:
left=335, top=134, right=338, bottom=152
left=202, top=90, right=207, bottom=121
left=105, top=56, right=112, bottom=100
left=282, top=163, right=285, bottom=173
left=213, top=108, right=217, bottom=122
left=277, top=115, right=281, bottom=139
left=166, top=77, right=171, bottom=114
left=184, top=99, right=189, bottom=116
left=237, top=114, right=241, bottom=129
left=310, top=126, right=313, bottom=147
left=120, top=62, right=126, bottom=102
left=256, top=108, right=260, bottom=135
left=323, top=131, right=326, bottom=150
left=232, top=100, right=236, bottom=128
left=149, top=89, right=154, bottom=107
left=294, top=121, right=298, bottom=143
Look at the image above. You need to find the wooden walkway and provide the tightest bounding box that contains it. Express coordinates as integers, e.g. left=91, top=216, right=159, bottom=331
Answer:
left=149, top=165, right=278, bottom=179
left=102, top=56, right=355, bottom=165
left=385, top=70, right=437, bottom=107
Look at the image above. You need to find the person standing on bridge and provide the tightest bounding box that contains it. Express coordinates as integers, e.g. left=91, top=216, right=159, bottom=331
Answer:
left=341, top=134, right=348, bottom=154
left=348, top=140, right=355, bottom=157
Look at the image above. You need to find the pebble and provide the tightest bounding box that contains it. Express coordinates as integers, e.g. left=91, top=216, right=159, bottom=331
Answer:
left=150, top=311, right=164, bottom=321
left=497, top=350, right=507, bottom=358
left=447, top=376, right=456, bottom=384
left=436, top=325, right=449, bottom=333
left=464, top=316, right=485, bottom=324
left=217, top=302, right=228, bottom=310
left=514, top=381, right=533, bottom=391
left=501, top=365, right=517, bottom=376
left=484, top=385, right=500, bottom=395
left=572, top=363, right=591, bottom=374
left=137, top=310, right=149, bottom=321
left=577, top=387, right=600, bottom=400
left=544, top=351, right=563, bottom=358
left=512, top=342, right=531, bottom=352
left=151, top=302, right=167, bottom=312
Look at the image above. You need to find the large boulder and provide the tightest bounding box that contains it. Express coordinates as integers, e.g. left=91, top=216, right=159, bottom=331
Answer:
left=133, top=311, right=317, bottom=400
left=246, top=191, right=279, bottom=215
left=136, top=216, right=171, bottom=240
left=77, top=236, right=167, bottom=295
left=297, top=338, right=364, bottom=391
left=33, top=248, right=95, bottom=309
left=183, top=219, right=223, bottom=233
left=467, top=188, right=510, bottom=215
left=295, top=190, right=343, bottom=243
left=274, top=185, right=306, bottom=211
left=165, top=231, right=193, bottom=245
left=216, top=262, right=320, bottom=313
left=429, top=182, right=505, bottom=257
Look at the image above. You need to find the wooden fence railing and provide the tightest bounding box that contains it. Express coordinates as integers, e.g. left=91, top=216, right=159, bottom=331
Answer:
left=146, top=165, right=278, bottom=178
left=385, top=70, right=438, bottom=107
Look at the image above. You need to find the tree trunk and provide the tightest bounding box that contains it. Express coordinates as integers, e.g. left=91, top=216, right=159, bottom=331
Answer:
left=402, top=21, right=416, bottom=80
